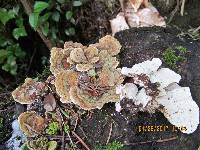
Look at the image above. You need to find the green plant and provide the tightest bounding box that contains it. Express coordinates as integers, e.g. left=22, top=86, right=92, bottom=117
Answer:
left=162, top=46, right=187, bottom=69
left=95, top=141, right=124, bottom=150
left=29, top=0, right=83, bottom=45
left=0, top=6, right=27, bottom=75
left=64, top=124, right=70, bottom=133
left=36, top=66, right=51, bottom=81
left=46, top=121, right=59, bottom=135
left=175, top=46, right=187, bottom=53
left=106, top=141, right=124, bottom=150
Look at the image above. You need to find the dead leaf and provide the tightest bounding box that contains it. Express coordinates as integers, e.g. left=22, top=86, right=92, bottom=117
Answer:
left=43, top=94, right=56, bottom=112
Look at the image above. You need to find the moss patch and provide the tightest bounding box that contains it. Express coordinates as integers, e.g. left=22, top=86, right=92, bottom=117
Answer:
left=162, top=46, right=187, bottom=69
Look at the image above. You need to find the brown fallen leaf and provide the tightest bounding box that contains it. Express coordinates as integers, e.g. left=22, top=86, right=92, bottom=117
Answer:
left=43, top=93, right=56, bottom=112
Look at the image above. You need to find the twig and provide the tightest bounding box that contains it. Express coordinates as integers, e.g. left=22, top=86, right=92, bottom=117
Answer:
left=0, top=106, right=15, bottom=113
left=61, top=131, right=65, bottom=150
left=26, top=47, right=36, bottom=74
left=45, top=135, right=69, bottom=140
left=72, top=131, right=91, bottom=150
left=67, top=132, right=75, bottom=150
left=0, top=92, right=10, bottom=96
left=125, top=136, right=177, bottom=146
left=106, top=123, right=113, bottom=145
left=193, top=26, right=200, bottom=33
left=57, top=108, right=66, bottom=150
left=78, top=126, right=88, bottom=140
left=168, top=0, right=180, bottom=23
left=180, top=0, right=186, bottom=16
left=73, top=117, right=79, bottom=132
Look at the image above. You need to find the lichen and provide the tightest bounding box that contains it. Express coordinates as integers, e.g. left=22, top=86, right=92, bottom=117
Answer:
left=51, top=35, right=124, bottom=110
left=12, top=78, right=48, bottom=104
left=18, top=111, right=46, bottom=137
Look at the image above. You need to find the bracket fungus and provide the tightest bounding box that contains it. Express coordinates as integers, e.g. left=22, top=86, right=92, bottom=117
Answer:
left=50, top=35, right=124, bottom=110
left=157, top=86, right=199, bottom=134
left=18, top=111, right=46, bottom=137
left=117, top=58, right=199, bottom=134
left=12, top=78, right=48, bottom=104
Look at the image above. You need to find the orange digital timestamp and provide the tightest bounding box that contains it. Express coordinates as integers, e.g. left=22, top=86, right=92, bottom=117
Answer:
left=137, top=125, right=187, bottom=132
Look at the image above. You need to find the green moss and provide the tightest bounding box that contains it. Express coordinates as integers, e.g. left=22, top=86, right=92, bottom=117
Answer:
left=175, top=46, right=187, bottom=53
left=107, top=141, right=124, bottom=150
left=95, top=141, right=124, bottom=150
left=162, top=46, right=187, bottom=69
left=46, top=121, right=59, bottom=135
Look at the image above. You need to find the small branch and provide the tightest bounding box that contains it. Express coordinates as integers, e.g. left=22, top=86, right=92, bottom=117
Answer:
left=168, top=0, right=180, bottom=23
left=180, top=0, right=186, bottom=16
left=0, top=105, right=15, bottom=113
left=0, top=92, right=11, bottom=96
left=26, top=47, right=36, bottom=74
left=67, top=132, right=75, bottom=150
left=106, top=123, right=113, bottom=145
left=125, top=136, right=177, bottom=146
left=20, top=0, right=53, bottom=50
left=61, top=131, right=65, bottom=150
left=193, top=25, right=200, bottom=33
left=45, top=135, right=69, bottom=140
left=73, top=117, right=79, bottom=132
left=72, top=131, right=91, bottom=150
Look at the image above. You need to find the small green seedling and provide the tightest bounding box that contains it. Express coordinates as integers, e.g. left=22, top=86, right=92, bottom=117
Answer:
left=46, top=121, right=59, bottom=135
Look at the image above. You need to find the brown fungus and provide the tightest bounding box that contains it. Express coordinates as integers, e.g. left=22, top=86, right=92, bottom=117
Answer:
left=55, top=70, right=79, bottom=103
left=96, top=35, right=122, bottom=56
left=12, top=78, right=48, bottom=104
left=51, top=35, right=124, bottom=110
left=50, top=47, right=71, bottom=76
left=18, top=111, right=46, bottom=137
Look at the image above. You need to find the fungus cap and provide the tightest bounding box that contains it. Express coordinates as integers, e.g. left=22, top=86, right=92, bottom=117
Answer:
left=55, top=71, right=79, bottom=103
left=150, top=68, right=181, bottom=88
left=116, top=83, right=138, bottom=100
left=12, top=78, right=47, bottom=104
left=157, top=87, right=199, bottom=134
left=121, top=58, right=162, bottom=77
left=18, top=111, right=45, bottom=137
left=97, top=35, right=122, bottom=56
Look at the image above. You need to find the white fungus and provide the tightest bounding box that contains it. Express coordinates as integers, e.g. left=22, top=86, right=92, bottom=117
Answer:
left=121, top=58, right=162, bottom=77
left=115, top=102, right=122, bottom=112
left=135, top=88, right=151, bottom=107
left=157, top=87, right=199, bottom=134
left=117, top=58, right=199, bottom=134
left=150, top=68, right=181, bottom=88
left=116, top=83, right=138, bottom=100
